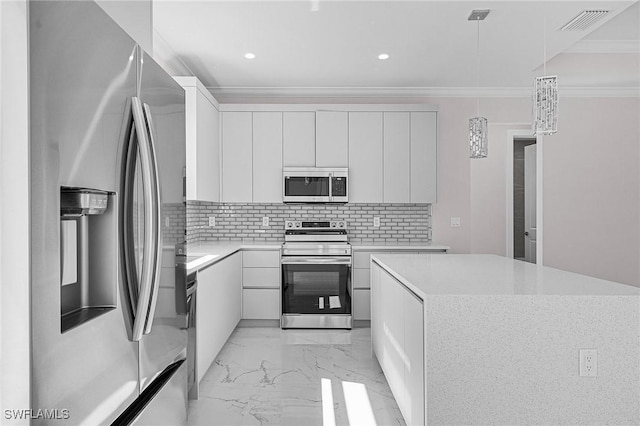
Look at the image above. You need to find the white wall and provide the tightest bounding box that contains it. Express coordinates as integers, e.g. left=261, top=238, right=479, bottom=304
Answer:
left=0, top=0, right=31, bottom=424
left=543, top=97, right=640, bottom=287
left=429, top=95, right=639, bottom=287
left=429, top=97, right=531, bottom=255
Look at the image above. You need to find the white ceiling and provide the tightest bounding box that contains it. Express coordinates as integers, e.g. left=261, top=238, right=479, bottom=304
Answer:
left=153, top=1, right=640, bottom=99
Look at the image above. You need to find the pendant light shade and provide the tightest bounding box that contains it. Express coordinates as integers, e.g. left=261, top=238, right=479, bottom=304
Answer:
left=469, top=117, right=488, bottom=158
left=468, top=10, right=489, bottom=159
left=533, top=75, right=558, bottom=135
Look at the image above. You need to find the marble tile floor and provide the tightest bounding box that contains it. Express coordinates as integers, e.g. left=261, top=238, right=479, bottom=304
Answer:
left=188, top=326, right=405, bottom=426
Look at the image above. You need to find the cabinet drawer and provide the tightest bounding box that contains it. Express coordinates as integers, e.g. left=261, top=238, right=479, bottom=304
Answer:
left=353, top=288, right=371, bottom=320
left=243, top=267, right=280, bottom=288
left=243, top=250, right=280, bottom=268
left=242, top=289, right=280, bottom=320
left=353, top=252, right=374, bottom=269
left=353, top=268, right=370, bottom=289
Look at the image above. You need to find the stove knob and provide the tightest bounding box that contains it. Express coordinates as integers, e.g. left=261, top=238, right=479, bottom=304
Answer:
left=338, top=221, right=345, bottom=228
left=295, top=222, right=301, bottom=228
left=286, top=221, right=293, bottom=228
left=331, top=222, right=335, bottom=227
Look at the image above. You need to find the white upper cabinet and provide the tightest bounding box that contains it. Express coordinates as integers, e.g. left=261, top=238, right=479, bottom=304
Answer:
left=316, top=111, right=348, bottom=167
left=221, top=111, right=253, bottom=202
left=410, top=112, right=437, bottom=203
left=349, top=112, right=383, bottom=203
left=175, top=77, right=220, bottom=202
left=283, top=112, right=315, bottom=167
left=383, top=112, right=411, bottom=202
left=252, top=112, right=283, bottom=202
left=218, top=105, right=437, bottom=204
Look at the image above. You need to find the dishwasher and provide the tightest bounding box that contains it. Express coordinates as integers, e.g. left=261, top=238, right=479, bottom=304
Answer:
left=184, top=271, right=197, bottom=399
left=176, top=253, right=198, bottom=400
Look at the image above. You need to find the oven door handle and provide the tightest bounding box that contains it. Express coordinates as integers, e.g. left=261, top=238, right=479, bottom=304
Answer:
left=281, top=256, right=352, bottom=265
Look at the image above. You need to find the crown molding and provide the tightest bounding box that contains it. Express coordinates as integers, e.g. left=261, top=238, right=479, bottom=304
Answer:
left=207, top=85, right=639, bottom=101
left=208, top=86, right=532, bottom=100
left=564, top=39, right=640, bottom=54
left=152, top=29, right=196, bottom=77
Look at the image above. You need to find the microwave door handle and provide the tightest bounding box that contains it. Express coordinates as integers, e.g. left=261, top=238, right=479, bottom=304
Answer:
left=142, top=102, right=163, bottom=336
left=128, top=97, right=156, bottom=342
left=328, top=172, right=332, bottom=202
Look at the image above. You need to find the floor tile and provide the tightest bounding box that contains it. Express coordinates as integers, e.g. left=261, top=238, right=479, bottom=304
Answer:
left=189, top=327, right=405, bottom=426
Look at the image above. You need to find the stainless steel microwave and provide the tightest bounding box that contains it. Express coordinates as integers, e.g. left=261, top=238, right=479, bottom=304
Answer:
left=283, top=167, right=348, bottom=203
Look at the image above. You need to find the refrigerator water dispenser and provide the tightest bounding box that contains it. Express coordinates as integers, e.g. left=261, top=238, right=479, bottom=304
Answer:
left=60, top=186, right=116, bottom=332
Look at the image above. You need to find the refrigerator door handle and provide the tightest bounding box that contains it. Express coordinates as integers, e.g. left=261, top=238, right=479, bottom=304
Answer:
left=141, top=102, right=163, bottom=335
left=127, top=96, right=159, bottom=342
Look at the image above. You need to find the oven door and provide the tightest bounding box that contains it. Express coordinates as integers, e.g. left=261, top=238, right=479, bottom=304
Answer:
left=283, top=175, right=331, bottom=203
left=281, top=256, right=352, bottom=318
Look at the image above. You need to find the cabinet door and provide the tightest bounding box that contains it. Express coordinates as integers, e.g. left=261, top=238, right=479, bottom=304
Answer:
left=242, top=288, right=280, bottom=319
left=283, top=112, right=315, bottom=167
left=316, top=111, right=348, bottom=167
left=252, top=112, right=282, bottom=202
left=380, top=269, right=405, bottom=409
left=353, top=288, right=371, bottom=320
left=404, top=289, right=425, bottom=426
left=348, top=112, right=383, bottom=202
left=370, top=264, right=382, bottom=361
left=196, top=253, right=241, bottom=383
left=410, top=112, right=437, bottom=203
left=197, top=94, right=220, bottom=202
left=383, top=112, right=411, bottom=202
left=353, top=268, right=370, bottom=289
left=222, top=112, right=252, bottom=201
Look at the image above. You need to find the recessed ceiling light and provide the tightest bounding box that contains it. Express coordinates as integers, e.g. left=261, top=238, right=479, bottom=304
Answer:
left=244, top=52, right=256, bottom=60
left=378, top=53, right=390, bottom=60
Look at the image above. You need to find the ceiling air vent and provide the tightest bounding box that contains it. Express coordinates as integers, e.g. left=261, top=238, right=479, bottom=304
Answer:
left=558, top=10, right=610, bottom=31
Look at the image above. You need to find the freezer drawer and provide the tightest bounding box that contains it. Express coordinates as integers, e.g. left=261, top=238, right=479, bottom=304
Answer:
left=115, top=359, right=188, bottom=426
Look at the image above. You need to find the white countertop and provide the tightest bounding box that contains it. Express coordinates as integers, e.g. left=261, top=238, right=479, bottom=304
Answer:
left=351, top=243, right=448, bottom=251
left=184, top=241, right=449, bottom=273
left=372, top=253, right=640, bottom=297
left=185, top=241, right=281, bottom=273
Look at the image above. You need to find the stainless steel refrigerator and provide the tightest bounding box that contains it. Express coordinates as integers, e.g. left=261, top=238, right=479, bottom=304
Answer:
left=29, top=1, right=187, bottom=424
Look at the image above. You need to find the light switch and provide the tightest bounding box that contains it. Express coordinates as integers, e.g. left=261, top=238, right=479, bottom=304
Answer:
left=450, top=217, right=461, bottom=227
left=208, top=216, right=216, bottom=227
left=373, top=217, right=381, bottom=227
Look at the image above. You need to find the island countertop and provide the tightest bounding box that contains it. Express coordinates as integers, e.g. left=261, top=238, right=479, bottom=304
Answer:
left=371, top=253, right=639, bottom=297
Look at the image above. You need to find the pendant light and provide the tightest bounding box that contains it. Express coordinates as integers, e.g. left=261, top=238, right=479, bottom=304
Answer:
left=533, top=17, right=558, bottom=135
left=468, top=10, right=489, bottom=159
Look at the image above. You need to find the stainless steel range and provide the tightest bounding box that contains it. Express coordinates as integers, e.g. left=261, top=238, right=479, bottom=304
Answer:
left=281, top=220, right=352, bottom=329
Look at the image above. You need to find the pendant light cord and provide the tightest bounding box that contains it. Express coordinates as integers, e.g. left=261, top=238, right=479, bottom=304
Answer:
left=543, top=16, right=547, bottom=76
left=476, top=17, right=480, bottom=116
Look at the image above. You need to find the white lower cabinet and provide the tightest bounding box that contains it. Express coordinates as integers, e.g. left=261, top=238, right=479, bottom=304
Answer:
left=242, top=250, right=281, bottom=320
left=353, top=288, right=371, bottom=320
left=353, top=249, right=446, bottom=320
left=196, top=253, right=241, bottom=384
left=404, top=289, right=425, bottom=426
left=242, top=289, right=280, bottom=320
left=372, top=262, right=425, bottom=426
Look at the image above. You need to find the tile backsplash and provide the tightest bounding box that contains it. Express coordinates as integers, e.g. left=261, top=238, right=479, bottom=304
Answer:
left=186, top=201, right=432, bottom=243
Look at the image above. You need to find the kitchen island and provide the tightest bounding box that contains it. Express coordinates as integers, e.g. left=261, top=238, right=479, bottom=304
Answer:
left=371, top=253, right=640, bottom=425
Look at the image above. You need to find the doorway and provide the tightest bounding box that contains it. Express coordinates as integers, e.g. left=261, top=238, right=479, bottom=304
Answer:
left=513, top=138, right=536, bottom=263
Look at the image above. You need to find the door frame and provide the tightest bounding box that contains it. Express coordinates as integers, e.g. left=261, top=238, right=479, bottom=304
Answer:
left=506, top=130, right=544, bottom=264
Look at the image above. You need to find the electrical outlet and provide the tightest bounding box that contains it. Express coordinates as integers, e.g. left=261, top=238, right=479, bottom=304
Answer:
left=580, top=349, right=597, bottom=377
left=262, top=217, right=270, bottom=227
left=165, top=217, right=170, bottom=228
left=208, top=216, right=216, bottom=227
left=450, top=217, right=461, bottom=227
left=373, top=217, right=380, bottom=227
